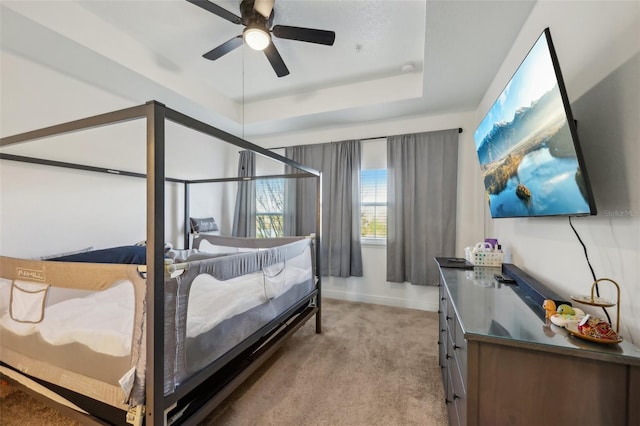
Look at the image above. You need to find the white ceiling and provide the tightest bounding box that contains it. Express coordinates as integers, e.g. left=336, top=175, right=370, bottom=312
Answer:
left=1, top=0, right=536, bottom=138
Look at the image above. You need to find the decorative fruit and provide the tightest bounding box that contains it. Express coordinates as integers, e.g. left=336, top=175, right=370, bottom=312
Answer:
left=556, top=304, right=575, bottom=315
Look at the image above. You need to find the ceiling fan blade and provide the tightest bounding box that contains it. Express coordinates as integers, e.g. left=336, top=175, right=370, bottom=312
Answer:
left=186, top=0, right=242, bottom=25
left=264, top=43, right=289, bottom=77
left=203, top=36, right=243, bottom=60
left=272, top=25, right=335, bottom=46
left=254, top=0, right=275, bottom=19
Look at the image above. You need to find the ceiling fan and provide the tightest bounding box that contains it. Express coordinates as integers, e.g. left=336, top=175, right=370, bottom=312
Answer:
left=187, top=0, right=336, bottom=77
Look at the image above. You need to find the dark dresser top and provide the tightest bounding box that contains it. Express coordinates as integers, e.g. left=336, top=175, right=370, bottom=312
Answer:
left=438, top=266, right=640, bottom=366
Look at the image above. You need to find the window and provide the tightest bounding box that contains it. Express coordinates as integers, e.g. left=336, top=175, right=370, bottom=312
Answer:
left=361, top=168, right=387, bottom=241
left=256, top=178, right=284, bottom=238
left=360, top=138, right=387, bottom=243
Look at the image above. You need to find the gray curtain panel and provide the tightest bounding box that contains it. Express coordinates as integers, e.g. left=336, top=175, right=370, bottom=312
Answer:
left=283, top=147, right=312, bottom=238
left=285, top=141, right=363, bottom=277
left=232, top=150, right=256, bottom=237
left=387, top=129, right=459, bottom=286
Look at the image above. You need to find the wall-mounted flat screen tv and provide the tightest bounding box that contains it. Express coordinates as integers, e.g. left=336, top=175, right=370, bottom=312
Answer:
left=473, top=28, right=597, bottom=218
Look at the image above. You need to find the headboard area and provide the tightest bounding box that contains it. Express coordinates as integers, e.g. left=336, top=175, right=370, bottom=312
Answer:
left=189, top=217, right=219, bottom=234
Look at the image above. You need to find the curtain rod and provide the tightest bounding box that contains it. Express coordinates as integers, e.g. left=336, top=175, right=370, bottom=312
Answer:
left=361, top=127, right=463, bottom=142
left=259, top=127, right=463, bottom=151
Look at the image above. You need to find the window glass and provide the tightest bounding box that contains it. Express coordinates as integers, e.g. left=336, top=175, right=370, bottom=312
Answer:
left=361, top=168, right=387, bottom=241
left=256, top=178, right=284, bottom=238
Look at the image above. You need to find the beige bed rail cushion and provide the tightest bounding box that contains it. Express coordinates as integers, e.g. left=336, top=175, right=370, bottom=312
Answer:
left=0, top=256, right=144, bottom=291
left=0, top=255, right=149, bottom=406
left=9, top=280, right=49, bottom=323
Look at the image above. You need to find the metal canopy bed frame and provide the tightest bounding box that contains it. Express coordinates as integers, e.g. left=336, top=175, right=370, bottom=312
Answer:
left=0, top=100, right=322, bottom=425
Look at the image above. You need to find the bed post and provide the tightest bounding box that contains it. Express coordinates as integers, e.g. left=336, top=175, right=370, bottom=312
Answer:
left=184, top=181, right=190, bottom=249
left=315, top=172, right=322, bottom=334
left=145, top=100, right=166, bottom=426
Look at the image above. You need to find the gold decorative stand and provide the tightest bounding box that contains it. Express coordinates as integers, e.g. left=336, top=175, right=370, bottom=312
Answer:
left=570, top=278, right=621, bottom=333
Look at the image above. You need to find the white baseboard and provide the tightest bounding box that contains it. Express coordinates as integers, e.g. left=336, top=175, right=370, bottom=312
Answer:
left=322, top=289, right=438, bottom=312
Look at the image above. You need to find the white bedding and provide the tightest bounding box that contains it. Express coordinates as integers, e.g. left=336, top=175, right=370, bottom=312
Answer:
left=1, top=280, right=134, bottom=357
left=187, top=262, right=311, bottom=338
left=0, top=246, right=312, bottom=357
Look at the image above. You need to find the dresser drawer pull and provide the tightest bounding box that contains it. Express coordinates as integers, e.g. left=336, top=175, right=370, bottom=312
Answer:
left=453, top=394, right=461, bottom=400
left=453, top=344, right=461, bottom=350
left=441, top=297, right=446, bottom=301
left=446, top=315, right=453, bottom=320
left=446, top=354, right=452, bottom=360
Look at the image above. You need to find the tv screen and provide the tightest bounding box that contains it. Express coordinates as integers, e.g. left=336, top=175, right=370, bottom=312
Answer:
left=473, top=28, right=597, bottom=218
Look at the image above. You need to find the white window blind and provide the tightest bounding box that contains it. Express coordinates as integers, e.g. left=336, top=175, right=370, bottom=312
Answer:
left=360, top=138, right=387, bottom=242
left=361, top=168, right=387, bottom=241
left=256, top=178, right=284, bottom=238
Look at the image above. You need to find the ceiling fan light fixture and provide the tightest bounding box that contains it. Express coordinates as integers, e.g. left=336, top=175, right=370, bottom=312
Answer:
left=244, top=26, right=271, bottom=51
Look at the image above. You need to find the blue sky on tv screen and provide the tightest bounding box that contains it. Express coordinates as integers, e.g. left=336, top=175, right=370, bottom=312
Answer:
left=474, top=32, right=558, bottom=147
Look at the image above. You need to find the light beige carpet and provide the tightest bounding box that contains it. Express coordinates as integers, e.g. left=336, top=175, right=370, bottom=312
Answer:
left=0, top=298, right=447, bottom=426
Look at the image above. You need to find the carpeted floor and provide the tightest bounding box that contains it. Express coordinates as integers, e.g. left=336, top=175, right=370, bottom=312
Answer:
left=0, top=298, right=447, bottom=426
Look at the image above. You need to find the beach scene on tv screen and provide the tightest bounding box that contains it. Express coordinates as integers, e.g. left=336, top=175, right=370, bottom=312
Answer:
left=474, top=32, right=591, bottom=218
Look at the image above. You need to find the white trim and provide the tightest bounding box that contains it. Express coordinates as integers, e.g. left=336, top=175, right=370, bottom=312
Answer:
left=360, top=237, right=386, bottom=246
left=322, top=289, right=438, bottom=312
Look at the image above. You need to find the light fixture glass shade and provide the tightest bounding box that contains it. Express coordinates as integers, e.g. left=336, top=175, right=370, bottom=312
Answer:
left=244, top=27, right=270, bottom=51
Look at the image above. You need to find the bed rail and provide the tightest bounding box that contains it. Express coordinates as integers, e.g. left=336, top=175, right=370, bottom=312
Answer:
left=136, top=261, right=190, bottom=275
left=192, top=233, right=314, bottom=251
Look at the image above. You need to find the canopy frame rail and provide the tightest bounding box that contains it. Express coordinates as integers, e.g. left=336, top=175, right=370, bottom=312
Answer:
left=0, top=100, right=321, bottom=426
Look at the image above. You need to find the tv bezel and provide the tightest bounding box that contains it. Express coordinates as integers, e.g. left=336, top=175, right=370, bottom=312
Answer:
left=475, top=27, right=597, bottom=219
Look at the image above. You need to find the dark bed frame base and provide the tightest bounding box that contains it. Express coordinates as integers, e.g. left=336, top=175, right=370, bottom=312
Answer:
left=0, top=101, right=323, bottom=425
left=1, top=370, right=116, bottom=426
left=173, top=304, right=318, bottom=425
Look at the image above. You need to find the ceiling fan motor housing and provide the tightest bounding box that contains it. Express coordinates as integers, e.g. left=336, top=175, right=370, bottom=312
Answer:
left=240, top=0, right=274, bottom=29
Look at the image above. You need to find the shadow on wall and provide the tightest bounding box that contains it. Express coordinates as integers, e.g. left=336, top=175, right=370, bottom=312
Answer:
left=571, top=52, right=639, bottom=215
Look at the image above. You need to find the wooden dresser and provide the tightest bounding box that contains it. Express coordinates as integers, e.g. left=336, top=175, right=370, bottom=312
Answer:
left=437, top=263, right=640, bottom=426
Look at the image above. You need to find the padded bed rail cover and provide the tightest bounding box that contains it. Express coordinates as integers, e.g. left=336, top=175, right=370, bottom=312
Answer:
left=171, top=237, right=314, bottom=387
left=0, top=256, right=148, bottom=411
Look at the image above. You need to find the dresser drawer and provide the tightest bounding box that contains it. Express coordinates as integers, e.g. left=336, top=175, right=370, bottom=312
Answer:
left=444, top=325, right=466, bottom=426
left=453, top=316, right=467, bottom=388
left=446, top=365, right=461, bottom=426
left=439, top=288, right=448, bottom=318
left=439, top=325, right=448, bottom=381
left=451, top=355, right=466, bottom=425
left=438, top=286, right=448, bottom=373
